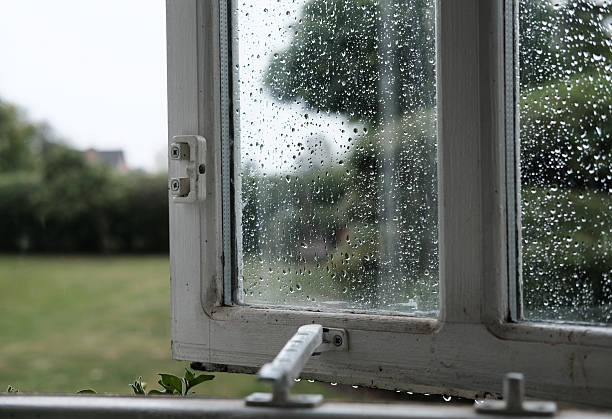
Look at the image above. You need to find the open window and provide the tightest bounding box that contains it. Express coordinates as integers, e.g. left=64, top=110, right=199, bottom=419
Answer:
left=167, top=0, right=612, bottom=408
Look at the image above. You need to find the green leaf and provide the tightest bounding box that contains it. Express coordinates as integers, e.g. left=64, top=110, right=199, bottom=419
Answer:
left=77, top=389, right=96, bottom=394
left=147, top=389, right=166, bottom=395
left=181, top=378, right=189, bottom=396
left=129, top=377, right=145, bottom=395
left=189, top=374, right=215, bottom=388
left=186, top=373, right=214, bottom=392
left=184, top=368, right=195, bottom=382
left=157, top=379, right=174, bottom=393
left=158, top=374, right=182, bottom=395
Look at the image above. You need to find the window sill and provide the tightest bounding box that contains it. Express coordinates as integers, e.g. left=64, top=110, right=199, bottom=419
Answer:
left=1, top=394, right=609, bottom=419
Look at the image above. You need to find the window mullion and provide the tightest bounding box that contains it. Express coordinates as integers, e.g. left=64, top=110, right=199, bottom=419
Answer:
left=437, top=0, right=488, bottom=324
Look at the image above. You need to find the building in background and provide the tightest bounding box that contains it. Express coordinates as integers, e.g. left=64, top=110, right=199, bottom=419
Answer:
left=84, top=148, right=129, bottom=174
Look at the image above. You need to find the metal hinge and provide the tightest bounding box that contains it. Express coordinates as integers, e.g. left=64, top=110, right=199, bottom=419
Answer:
left=245, top=324, right=348, bottom=408
left=169, top=135, right=206, bottom=203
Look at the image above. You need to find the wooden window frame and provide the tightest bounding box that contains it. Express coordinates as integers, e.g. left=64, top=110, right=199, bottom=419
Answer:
left=166, top=0, right=612, bottom=407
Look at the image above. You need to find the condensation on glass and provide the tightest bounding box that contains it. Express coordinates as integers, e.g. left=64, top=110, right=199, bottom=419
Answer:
left=234, top=0, right=438, bottom=314
left=519, top=0, right=612, bottom=323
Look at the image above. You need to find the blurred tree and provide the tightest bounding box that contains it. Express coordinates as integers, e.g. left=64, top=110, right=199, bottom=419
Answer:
left=333, top=110, right=438, bottom=309
left=34, top=145, right=118, bottom=252
left=520, top=72, right=612, bottom=193
left=522, top=186, right=612, bottom=320
left=258, top=0, right=611, bottom=318
left=519, top=0, right=611, bottom=86
left=265, top=0, right=435, bottom=126
left=0, top=100, right=38, bottom=173
left=0, top=101, right=170, bottom=254
left=241, top=169, right=261, bottom=256
left=111, top=173, right=169, bottom=253
left=0, top=172, right=41, bottom=251
left=519, top=0, right=612, bottom=192
left=258, top=0, right=439, bottom=309
left=518, top=0, right=559, bottom=87
left=518, top=0, right=612, bottom=319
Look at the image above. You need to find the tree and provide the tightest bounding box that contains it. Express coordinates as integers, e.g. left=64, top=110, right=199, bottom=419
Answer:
left=34, top=145, right=117, bottom=252
left=259, top=0, right=438, bottom=309
left=0, top=100, right=38, bottom=173
left=257, top=0, right=611, bottom=317
left=518, top=0, right=612, bottom=319
left=265, top=0, right=435, bottom=126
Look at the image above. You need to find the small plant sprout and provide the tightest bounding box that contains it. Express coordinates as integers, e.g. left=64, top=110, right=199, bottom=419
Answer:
left=7, top=366, right=214, bottom=396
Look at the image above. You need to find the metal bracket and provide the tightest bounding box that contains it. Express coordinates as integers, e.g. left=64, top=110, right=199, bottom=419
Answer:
left=245, top=324, right=348, bottom=408
left=475, top=373, right=556, bottom=416
left=169, top=135, right=206, bottom=203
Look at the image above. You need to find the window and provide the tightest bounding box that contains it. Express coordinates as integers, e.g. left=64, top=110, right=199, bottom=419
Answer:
left=517, top=0, right=612, bottom=324
left=238, top=0, right=439, bottom=315
left=167, top=0, right=612, bottom=408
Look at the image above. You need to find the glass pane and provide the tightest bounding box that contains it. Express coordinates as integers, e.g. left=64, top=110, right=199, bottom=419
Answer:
left=236, top=0, right=438, bottom=314
left=519, top=0, right=612, bottom=323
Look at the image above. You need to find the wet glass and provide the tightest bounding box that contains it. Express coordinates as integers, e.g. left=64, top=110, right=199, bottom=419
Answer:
left=519, top=0, right=612, bottom=323
left=236, top=0, right=438, bottom=314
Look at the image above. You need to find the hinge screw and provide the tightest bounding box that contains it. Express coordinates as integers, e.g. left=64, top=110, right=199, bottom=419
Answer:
left=170, top=177, right=190, bottom=197
left=333, top=335, right=343, bottom=347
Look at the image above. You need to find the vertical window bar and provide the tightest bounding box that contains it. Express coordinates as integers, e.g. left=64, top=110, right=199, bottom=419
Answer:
left=505, top=0, right=521, bottom=321
left=437, top=0, right=483, bottom=324
left=220, top=0, right=233, bottom=305
left=231, top=0, right=244, bottom=304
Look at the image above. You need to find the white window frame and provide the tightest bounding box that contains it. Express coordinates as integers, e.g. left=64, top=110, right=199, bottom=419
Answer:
left=166, top=0, right=612, bottom=408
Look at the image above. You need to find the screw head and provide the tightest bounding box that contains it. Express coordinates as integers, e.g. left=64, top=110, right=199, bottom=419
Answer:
left=333, top=335, right=343, bottom=347
left=170, top=146, right=180, bottom=158
left=170, top=179, right=180, bottom=191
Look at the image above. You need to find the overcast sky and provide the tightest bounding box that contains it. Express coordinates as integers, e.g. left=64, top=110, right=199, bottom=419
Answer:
left=237, top=0, right=357, bottom=175
left=0, top=0, right=167, bottom=171
left=0, top=0, right=359, bottom=173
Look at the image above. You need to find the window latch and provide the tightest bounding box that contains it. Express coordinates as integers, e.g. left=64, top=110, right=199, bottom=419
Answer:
left=475, top=373, right=556, bottom=416
left=245, top=324, right=347, bottom=408
left=169, top=135, right=206, bottom=203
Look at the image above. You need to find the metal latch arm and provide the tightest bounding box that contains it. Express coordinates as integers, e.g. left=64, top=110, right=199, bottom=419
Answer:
left=258, top=324, right=322, bottom=402
left=246, top=324, right=347, bottom=408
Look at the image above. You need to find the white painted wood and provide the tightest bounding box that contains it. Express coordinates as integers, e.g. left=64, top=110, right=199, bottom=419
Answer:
left=167, top=0, right=223, bottom=352
left=167, top=0, right=209, bottom=352
left=167, top=0, right=612, bottom=410
left=194, top=0, right=224, bottom=311
left=437, top=0, right=483, bottom=325
left=477, top=0, right=509, bottom=327
left=174, top=308, right=612, bottom=407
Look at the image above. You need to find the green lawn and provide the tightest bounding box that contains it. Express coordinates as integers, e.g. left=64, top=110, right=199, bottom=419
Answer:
left=0, top=255, right=400, bottom=400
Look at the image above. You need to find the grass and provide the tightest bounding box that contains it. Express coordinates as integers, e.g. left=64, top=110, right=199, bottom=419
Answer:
left=242, top=255, right=439, bottom=314
left=242, top=256, right=343, bottom=307
left=0, top=255, right=401, bottom=400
